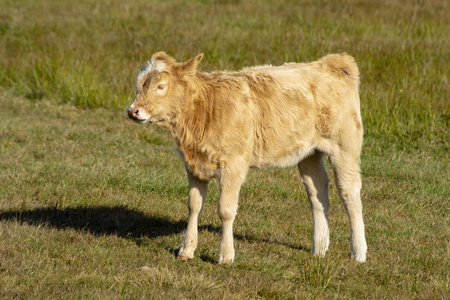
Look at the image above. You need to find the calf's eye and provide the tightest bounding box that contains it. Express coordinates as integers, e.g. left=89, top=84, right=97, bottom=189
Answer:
left=156, top=84, right=166, bottom=91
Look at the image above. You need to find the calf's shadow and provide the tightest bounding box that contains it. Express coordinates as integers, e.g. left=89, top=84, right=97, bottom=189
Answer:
left=0, top=205, right=308, bottom=260
left=0, top=205, right=188, bottom=241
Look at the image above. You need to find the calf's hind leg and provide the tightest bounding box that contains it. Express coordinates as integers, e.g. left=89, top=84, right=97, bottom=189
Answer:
left=298, top=151, right=330, bottom=257
left=330, top=152, right=367, bottom=262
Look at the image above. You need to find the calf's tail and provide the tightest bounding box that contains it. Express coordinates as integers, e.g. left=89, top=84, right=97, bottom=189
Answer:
left=319, top=53, right=360, bottom=89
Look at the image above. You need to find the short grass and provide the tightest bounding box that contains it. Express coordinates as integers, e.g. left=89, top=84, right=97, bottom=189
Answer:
left=0, top=0, right=449, bottom=299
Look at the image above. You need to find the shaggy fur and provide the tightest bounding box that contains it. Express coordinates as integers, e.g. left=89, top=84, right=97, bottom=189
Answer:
left=128, top=52, right=367, bottom=263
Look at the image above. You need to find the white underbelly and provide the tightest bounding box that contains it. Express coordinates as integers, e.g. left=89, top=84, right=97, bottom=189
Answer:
left=251, top=145, right=316, bottom=169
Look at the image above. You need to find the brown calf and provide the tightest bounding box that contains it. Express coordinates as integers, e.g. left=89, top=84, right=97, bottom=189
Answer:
left=128, top=52, right=367, bottom=263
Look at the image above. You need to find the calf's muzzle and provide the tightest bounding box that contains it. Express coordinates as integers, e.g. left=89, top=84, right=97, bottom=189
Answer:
left=127, top=106, right=140, bottom=120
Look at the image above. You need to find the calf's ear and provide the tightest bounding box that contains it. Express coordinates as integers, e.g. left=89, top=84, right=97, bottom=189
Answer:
left=181, top=53, right=204, bottom=73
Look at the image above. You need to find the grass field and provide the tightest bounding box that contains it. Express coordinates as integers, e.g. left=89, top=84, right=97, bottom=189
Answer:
left=0, top=0, right=449, bottom=298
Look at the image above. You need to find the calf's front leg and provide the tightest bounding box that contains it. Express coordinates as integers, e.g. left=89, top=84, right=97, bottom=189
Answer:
left=178, top=168, right=208, bottom=260
left=217, top=166, right=247, bottom=264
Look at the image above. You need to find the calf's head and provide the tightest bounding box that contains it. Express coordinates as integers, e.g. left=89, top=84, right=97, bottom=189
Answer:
left=128, top=51, right=204, bottom=124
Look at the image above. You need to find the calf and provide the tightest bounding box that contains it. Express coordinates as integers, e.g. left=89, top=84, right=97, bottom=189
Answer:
left=128, top=52, right=367, bottom=263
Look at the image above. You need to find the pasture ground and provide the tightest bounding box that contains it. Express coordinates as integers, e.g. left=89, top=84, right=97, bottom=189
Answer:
left=1, top=0, right=449, bottom=298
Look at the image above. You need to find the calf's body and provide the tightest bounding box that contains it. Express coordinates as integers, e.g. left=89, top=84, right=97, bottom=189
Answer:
left=128, top=52, right=367, bottom=263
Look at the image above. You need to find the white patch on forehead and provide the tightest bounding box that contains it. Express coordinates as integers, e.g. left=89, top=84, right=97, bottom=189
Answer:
left=152, top=59, right=166, bottom=72
left=135, top=58, right=167, bottom=93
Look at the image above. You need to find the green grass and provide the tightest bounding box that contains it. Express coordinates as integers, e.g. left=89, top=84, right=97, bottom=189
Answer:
left=0, top=0, right=449, bottom=298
